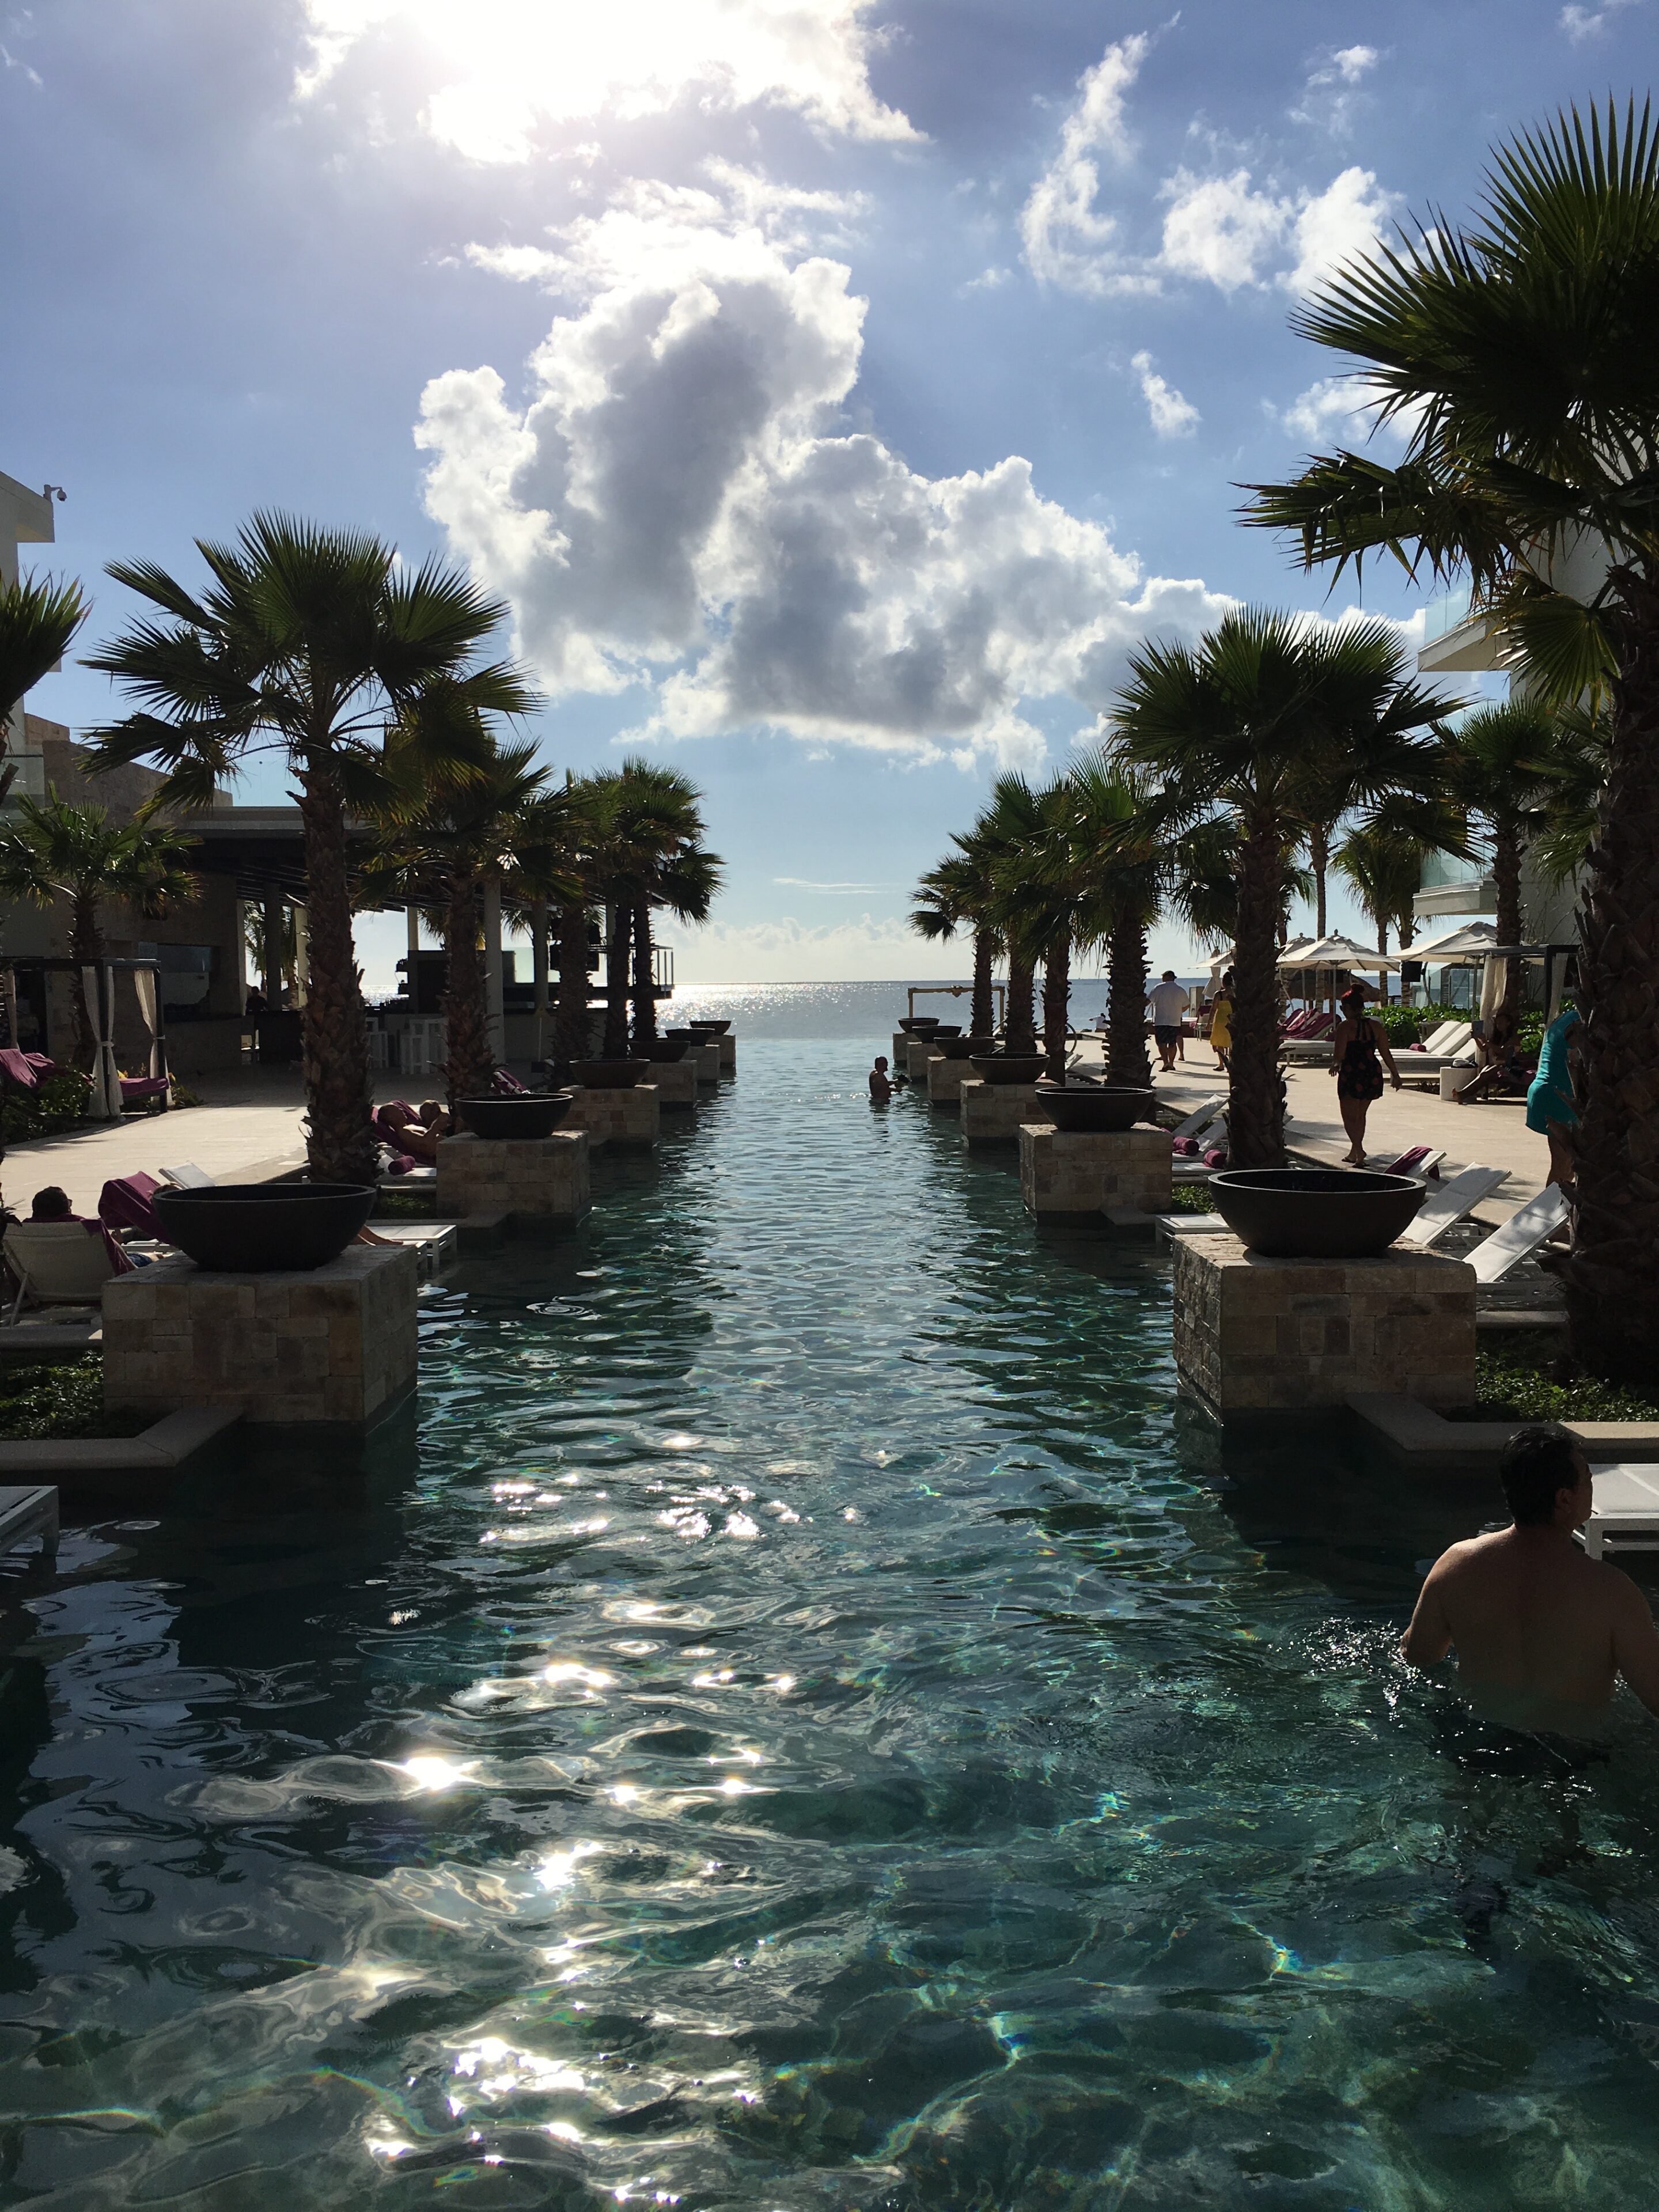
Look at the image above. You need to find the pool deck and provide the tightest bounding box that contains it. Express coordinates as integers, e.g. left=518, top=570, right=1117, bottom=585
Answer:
left=1071, top=1039, right=1548, bottom=1220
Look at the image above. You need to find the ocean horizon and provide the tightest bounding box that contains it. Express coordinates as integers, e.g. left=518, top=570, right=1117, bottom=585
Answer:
left=662, top=976, right=1207, bottom=1039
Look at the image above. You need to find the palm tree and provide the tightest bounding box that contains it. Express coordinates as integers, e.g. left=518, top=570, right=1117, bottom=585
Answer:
left=0, top=797, right=195, bottom=1068
left=911, top=851, right=1001, bottom=1036
left=581, top=760, right=717, bottom=1057
left=1437, top=701, right=1567, bottom=1037
left=84, top=513, right=533, bottom=1183
left=359, top=730, right=555, bottom=1109
left=1332, top=821, right=1429, bottom=971
left=1108, top=610, right=1448, bottom=1165
left=984, top=775, right=1078, bottom=1075
left=972, top=777, right=1046, bottom=1055
left=1241, top=99, right=1659, bottom=1377
left=0, top=575, right=88, bottom=793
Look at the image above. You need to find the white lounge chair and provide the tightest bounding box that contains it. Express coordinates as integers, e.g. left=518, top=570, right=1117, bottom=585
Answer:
left=0, top=1486, right=57, bottom=1565
left=1168, top=1096, right=1225, bottom=1143
left=1414, top=1020, right=1468, bottom=1056
left=1467, top=1185, right=1571, bottom=1285
left=159, top=1164, right=215, bottom=1188
left=2, top=1222, right=120, bottom=1322
left=1396, top=1164, right=1508, bottom=1249
left=1582, top=1464, right=1659, bottom=1559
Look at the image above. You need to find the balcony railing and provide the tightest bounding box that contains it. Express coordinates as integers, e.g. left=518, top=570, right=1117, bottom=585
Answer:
left=0, top=751, right=46, bottom=801
left=653, top=944, right=673, bottom=993
left=1422, top=586, right=1473, bottom=643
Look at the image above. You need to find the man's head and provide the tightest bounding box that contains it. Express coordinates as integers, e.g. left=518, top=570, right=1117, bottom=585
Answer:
left=874, top=1055, right=888, bottom=1071
left=30, top=1186, right=71, bottom=1221
left=1161, top=970, right=1176, bottom=983
left=1501, top=1422, right=1592, bottom=1529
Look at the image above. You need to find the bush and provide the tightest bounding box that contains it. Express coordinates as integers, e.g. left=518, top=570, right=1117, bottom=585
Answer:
left=1368, top=1002, right=1465, bottom=1047
left=1474, top=1353, right=1659, bottom=1425
left=0, top=1358, right=151, bottom=1441
left=1168, top=1181, right=1218, bottom=1214
left=0, top=1067, right=91, bottom=1143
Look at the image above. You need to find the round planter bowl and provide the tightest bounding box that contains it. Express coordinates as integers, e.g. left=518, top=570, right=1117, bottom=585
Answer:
left=927, top=1025, right=962, bottom=1039
left=1036, top=1083, right=1156, bottom=1132
left=968, top=1054, right=1049, bottom=1086
left=456, top=1094, right=573, bottom=1141
left=151, top=1182, right=377, bottom=1273
left=571, top=1059, right=651, bottom=1089
left=897, top=1017, right=940, bottom=1034
left=1207, top=1168, right=1426, bottom=1258
left=641, top=1038, right=690, bottom=1063
left=935, top=1034, right=994, bottom=1060
left=687, top=1019, right=732, bottom=1036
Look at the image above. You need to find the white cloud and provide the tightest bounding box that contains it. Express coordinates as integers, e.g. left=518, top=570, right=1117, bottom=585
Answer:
left=1330, top=44, right=1379, bottom=82
left=296, top=0, right=916, bottom=160
left=1283, top=165, right=1395, bottom=294
left=1291, top=43, right=1379, bottom=131
left=1131, top=350, right=1199, bottom=438
left=774, top=877, right=899, bottom=891
left=1560, top=0, right=1643, bottom=38
left=1018, top=34, right=1160, bottom=298
left=959, top=266, right=1012, bottom=294
left=1272, top=372, right=1423, bottom=448
left=1156, top=162, right=1393, bottom=296
left=418, top=167, right=1234, bottom=762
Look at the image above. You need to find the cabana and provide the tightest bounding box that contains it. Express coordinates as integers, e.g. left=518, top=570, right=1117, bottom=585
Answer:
left=0, top=957, right=168, bottom=1119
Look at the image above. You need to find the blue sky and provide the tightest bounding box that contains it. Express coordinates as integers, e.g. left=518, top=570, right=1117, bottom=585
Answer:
left=1, top=0, right=1644, bottom=987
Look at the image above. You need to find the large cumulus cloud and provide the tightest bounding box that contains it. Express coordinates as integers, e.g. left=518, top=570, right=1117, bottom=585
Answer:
left=416, top=171, right=1233, bottom=763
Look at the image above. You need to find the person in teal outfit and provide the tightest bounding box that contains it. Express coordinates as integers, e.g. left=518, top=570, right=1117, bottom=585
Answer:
left=1526, top=1003, right=1582, bottom=1192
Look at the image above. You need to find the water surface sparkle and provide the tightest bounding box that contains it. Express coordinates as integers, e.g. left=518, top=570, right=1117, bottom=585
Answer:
left=5, top=1037, right=1659, bottom=2206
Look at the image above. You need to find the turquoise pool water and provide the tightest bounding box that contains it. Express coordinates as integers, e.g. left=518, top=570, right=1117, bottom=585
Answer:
left=6, top=1040, right=1659, bottom=2207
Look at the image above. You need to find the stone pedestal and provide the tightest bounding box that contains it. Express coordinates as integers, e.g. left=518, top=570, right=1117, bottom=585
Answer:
left=691, top=1044, right=721, bottom=1085
left=927, top=1054, right=969, bottom=1105
left=103, top=1243, right=418, bottom=1426
left=960, top=1079, right=1042, bottom=1145
left=435, top=1130, right=591, bottom=1220
left=1172, top=1234, right=1476, bottom=1418
left=565, top=1085, right=660, bottom=1149
left=1019, top=1124, right=1172, bottom=1215
left=891, top=1031, right=910, bottom=1067
left=648, top=1060, right=698, bottom=1109
left=718, top=1035, right=736, bottom=1075
left=905, top=1039, right=936, bottom=1081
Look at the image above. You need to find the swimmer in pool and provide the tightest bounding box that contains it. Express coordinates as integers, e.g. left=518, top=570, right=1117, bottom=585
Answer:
left=869, top=1055, right=893, bottom=1103
left=1402, top=1423, right=1659, bottom=1738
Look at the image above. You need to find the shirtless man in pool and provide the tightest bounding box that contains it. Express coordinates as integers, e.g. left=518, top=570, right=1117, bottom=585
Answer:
left=1402, top=1424, right=1659, bottom=1737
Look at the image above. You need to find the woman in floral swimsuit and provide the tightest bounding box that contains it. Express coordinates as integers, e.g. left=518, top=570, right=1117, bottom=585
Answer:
left=1328, top=985, right=1402, bottom=1165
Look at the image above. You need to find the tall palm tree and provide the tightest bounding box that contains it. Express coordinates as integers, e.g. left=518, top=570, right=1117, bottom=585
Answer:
left=582, top=760, right=716, bottom=1056
left=0, top=574, right=88, bottom=794
left=1332, top=821, right=1429, bottom=970
left=84, top=513, right=533, bottom=1183
left=1108, top=610, right=1448, bottom=1165
left=972, top=776, right=1046, bottom=1054
left=911, top=851, right=1000, bottom=1036
left=1437, top=701, right=1567, bottom=1036
left=1242, top=99, right=1659, bottom=1377
left=0, top=797, right=195, bottom=1068
left=359, top=732, right=555, bottom=1110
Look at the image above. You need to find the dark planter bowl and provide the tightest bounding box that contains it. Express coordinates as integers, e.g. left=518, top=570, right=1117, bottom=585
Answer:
left=663, top=1028, right=700, bottom=1041
left=1208, top=1168, right=1426, bottom=1258
left=641, top=1038, right=691, bottom=1063
left=151, top=1182, right=377, bottom=1273
left=936, top=1033, right=994, bottom=1060
left=897, top=1017, right=940, bottom=1034
left=968, top=1054, right=1048, bottom=1086
left=1036, top=1082, right=1156, bottom=1132
left=457, top=1094, right=573, bottom=1141
left=688, top=1019, right=732, bottom=1036
left=571, top=1059, right=651, bottom=1089
left=927, top=1025, right=962, bottom=1039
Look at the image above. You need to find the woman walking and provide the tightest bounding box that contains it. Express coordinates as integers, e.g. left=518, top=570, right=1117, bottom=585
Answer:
left=1208, top=969, right=1234, bottom=1072
left=1328, top=985, right=1400, bottom=1166
left=1526, top=1002, right=1582, bottom=1194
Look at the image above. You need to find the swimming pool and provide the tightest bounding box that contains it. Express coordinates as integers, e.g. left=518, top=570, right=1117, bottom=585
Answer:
left=5, top=1039, right=1659, bottom=2206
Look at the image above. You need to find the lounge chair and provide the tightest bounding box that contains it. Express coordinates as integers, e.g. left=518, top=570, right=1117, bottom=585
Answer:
left=159, top=1163, right=215, bottom=1189
left=0, top=1486, right=58, bottom=1566
left=1466, top=1185, right=1572, bottom=1285
left=1168, top=1096, right=1225, bottom=1153
left=1373, top=1145, right=1446, bottom=1180
left=100, top=1173, right=166, bottom=1242
left=1581, top=1465, right=1659, bottom=1559
left=2, top=1221, right=120, bottom=1323
left=1396, top=1164, right=1508, bottom=1249
left=1410, top=1020, right=1469, bottom=1057
left=119, top=1074, right=171, bottom=1112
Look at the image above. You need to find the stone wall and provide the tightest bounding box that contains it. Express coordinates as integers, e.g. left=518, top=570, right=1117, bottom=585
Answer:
left=927, top=1055, right=970, bottom=1105
left=717, top=1035, right=736, bottom=1075
left=1018, top=1125, right=1172, bottom=1215
left=691, top=1044, right=721, bottom=1086
left=905, top=1039, right=936, bottom=1081
left=563, top=1086, right=661, bottom=1149
left=646, top=1060, right=697, bottom=1109
left=960, top=1080, right=1042, bottom=1145
left=103, top=1242, right=419, bottom=1425
left=435, top=1129, right=592, bottom=1219
left=1172, top=1234, right=1476, bottom=1415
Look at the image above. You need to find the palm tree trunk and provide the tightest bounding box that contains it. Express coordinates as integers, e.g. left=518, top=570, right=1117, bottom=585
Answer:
left=602, top=904, right=632, bottom=1059
left=1005, top=949, right=1036, bottom=1054
left=971, top=931, right=995, bottom=1036
left=1491, top=817, right=1524, bottom=1044
left=1309, top=821, right=1330, bottom=938
left=554, top=903, right=591, bottom=1065
left=1563, top=571, right=1659, bottom=1383
left=1106, top=912, right=1150, bottom=1089
left=296, top=758, right=376, bottom=1185
left=1228, top=821, right=1286, bottom=1169
left=629, top=899, right=657, bottom=1046
left=441, top=870, right=494, bottom=1113
left=68, top=896, right=100, bottom=1072
left=1041, top=933, right=1070, bottom=1078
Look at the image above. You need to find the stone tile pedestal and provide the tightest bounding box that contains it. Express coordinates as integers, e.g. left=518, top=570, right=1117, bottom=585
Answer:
left=718, top=1035, right=736, bottom=1076
left=691, top=1044, right=721, bottom=1086
left=435, top=1130, right=592, bottom=1221
left=927, top=1055, right=970, bottom=1105
left=647, top=1060, right=698, bottom=1109
left=891, top=1030, right=910, bottom=1067
left=906, top=1039, right=936, bottom=1081
left=1019, top=1124, right=1172, bottom=1215
left=102, top=1243, right=419, bottom=1426
left=1172, top=1234, right=1476, bottom=1419
left=565, top=1086, right=660, bottom=1149
left=960, top=1080, right=1042, bottom=1145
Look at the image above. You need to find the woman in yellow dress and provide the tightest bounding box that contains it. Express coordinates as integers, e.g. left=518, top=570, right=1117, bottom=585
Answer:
left=1208, top=969, right=1234, bottom=1070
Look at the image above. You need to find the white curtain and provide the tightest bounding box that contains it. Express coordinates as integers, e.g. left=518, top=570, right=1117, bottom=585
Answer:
left=80, top=965, right=120, bottom=1118
left=1479, top=953, right=1508, bottom=1031
left=132, top=964, right=160, bottom=1078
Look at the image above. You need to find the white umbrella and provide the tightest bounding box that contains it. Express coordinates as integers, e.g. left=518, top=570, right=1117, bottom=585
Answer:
left=1277, top=933, right=1399, bottom=971
left=1411, top=921, right=1498, bottom=963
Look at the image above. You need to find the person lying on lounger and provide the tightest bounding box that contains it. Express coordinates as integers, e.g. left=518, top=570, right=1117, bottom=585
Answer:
left=1402, top=1423, right=1659, bottom=1738
left=376, top=1100, right=452, bottom=1163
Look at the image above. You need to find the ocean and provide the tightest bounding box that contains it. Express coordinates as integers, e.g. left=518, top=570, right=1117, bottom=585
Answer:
left=661, top=976, right=1201, bottom=1039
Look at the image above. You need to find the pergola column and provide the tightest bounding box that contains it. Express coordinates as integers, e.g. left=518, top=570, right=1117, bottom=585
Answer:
left=261, top=893, right=283, bottom=1006
left=483, top=874, right=505, bottom=1062
left=531, top=896, right=549, bottom=1062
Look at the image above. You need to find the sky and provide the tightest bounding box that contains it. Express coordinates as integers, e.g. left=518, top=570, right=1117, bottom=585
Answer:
left=0, top=0, right=1645, bottom=988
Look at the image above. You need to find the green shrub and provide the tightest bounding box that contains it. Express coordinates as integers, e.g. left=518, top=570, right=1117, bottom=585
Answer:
left=0, top=1358, right=151, bottom=1441
left=1474, top=1353, right=1659, bottom=1425
left=0, top=1066, right=91, bottom=1142
left=1168, top=1181, right=1218, bottom=1214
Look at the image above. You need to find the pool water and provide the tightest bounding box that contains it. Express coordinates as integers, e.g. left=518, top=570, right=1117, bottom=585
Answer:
left=6, top=1039, right=1659, bottom=2207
